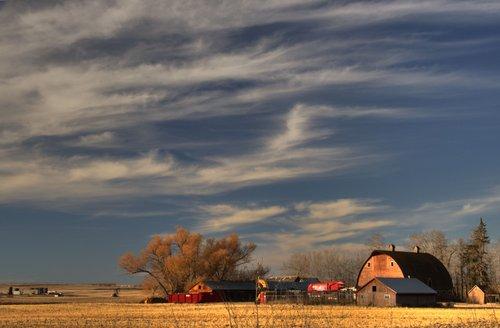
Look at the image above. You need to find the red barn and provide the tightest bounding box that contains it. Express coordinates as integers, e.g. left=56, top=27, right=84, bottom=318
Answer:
left=356, top=245, right=453, bottom=301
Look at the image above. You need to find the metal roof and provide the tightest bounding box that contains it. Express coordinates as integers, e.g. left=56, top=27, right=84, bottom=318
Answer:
left=266, top=280, right=310, bottom=292
left=377, top=278, right=437, bottom=294
left=204, top=281, right=255, bottom=291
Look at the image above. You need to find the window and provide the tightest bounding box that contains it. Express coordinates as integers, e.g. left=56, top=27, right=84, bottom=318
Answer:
left=372, top=286, right=377, bottom=292
left=390, top=261, right=394, bottom=267
left=367, top=262, right=371, bottom=268
left=384, top=294, right=390, bottom=299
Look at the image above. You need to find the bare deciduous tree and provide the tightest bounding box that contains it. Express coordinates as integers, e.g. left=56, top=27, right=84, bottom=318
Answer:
left=119, top=227, right=258, bottom=295
left=281, top=248, right=368, bottom=286
left=365, top=233, right=386, bottom=250
left=407, top=230, right=455, bottom=268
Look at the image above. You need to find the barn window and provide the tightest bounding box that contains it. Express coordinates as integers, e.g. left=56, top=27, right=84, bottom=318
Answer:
left=384, top=294, right=390, bottom=299
left=390, top=261, right=394, bottom=267
left=372, top=286, right=377, bottom=292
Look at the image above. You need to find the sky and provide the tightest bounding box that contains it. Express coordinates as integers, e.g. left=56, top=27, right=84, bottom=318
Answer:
left=0, top=0, right=499, bottom=283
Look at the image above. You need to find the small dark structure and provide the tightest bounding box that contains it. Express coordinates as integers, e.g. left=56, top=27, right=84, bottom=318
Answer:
left=467, top=285, right=500, bottom=304
left=142, top=296, right=168, bottom=303
left=31, top=287, right=48, bottom=295
left=357, top=245, right=453, bottom=300
left=357, top=277, right=437, bottom=307
left=168, top=281, right=256, bottom=303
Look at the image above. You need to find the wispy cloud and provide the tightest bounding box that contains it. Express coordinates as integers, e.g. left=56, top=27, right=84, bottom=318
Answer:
left=201, top=204, right=287, bottom=232
left=0, top=103, right=399, bottom=204
left=0, top=0, right=497, bottom=209
left=296, top=198, right=384, bottom=220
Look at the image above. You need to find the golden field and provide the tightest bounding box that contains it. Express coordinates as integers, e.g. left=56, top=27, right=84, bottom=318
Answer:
left=0, top=285, right=498, bottom=327
left=0, top=303, right=498, bottom=328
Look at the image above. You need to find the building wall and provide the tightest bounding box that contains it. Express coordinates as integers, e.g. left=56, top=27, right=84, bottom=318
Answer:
left=357, top=279, right=396, bottom=307
left=357, top=254, right=404, bottom=288
left=357, top=279, right=436, bottom=307
left=396, top=294, right=436, bottom=307
left=467, top=286, right=485, bottom=304
left=189, top=282, right=213, bottom=294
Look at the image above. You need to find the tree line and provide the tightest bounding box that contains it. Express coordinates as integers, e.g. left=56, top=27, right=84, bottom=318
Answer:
left=281, top=218, right=498, bottom=300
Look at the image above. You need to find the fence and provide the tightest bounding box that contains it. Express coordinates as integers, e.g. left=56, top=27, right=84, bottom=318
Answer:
left=260, top=290, right=356, bottom=305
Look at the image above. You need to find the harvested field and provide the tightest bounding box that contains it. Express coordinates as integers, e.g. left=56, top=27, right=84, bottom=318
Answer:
left=0, top=303, right=498, bottom=328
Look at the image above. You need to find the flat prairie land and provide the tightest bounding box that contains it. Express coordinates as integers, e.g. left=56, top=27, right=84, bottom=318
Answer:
left=0, top=303, right=498, bottom=328
left=0, top=284, right=147, bottom=304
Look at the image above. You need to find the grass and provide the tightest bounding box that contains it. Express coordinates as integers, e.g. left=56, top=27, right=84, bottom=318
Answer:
left=0, top=303, right=498, bottom=328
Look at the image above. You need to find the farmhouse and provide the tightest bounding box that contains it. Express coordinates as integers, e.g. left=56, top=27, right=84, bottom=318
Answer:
left=467, top=285, right=500, bottom=304
left=357, top=245, right=453, bottom=300
left=357, top=277, right=437, bottom=307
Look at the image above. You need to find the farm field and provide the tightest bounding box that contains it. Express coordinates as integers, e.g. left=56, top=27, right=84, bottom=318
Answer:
left=0, top=284, right=147, bottom=305
left=0, top=303, right=498, bottom=328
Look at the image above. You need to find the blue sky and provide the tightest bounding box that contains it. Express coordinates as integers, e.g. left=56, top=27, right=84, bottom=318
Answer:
left=0, top=0, right=499, bottom=283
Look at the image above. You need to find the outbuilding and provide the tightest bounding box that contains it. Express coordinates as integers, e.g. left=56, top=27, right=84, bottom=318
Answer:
left=467, top=285, right=500, bottom=304
left=256, top=276, right=320, bottom=303
left=188, top=281, right=256, bottom=302
left=357, top=245, right=453, bottom=300
left=357, top=277, right=437, bottom=307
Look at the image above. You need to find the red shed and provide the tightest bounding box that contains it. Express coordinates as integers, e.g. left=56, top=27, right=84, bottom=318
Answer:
left=169, top=281, right=255, bottom=303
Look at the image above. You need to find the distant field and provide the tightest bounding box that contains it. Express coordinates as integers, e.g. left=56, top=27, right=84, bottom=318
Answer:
left=0, top=303, right=498, bottom=328
left=0, top=284, right=147, bottom=304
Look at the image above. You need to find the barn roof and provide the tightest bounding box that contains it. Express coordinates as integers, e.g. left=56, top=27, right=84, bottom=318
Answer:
left=366, top=250, right=453, bottom=291
left=468, top=285, right=499, bottom=295
left=203, top=281, right=255, bottom=291
left=377, top=278, right=437, bottom=295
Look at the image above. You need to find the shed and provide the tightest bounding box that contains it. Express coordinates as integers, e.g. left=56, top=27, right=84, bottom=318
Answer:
left=188, top=281, right=256, bottom=302
left=356, top=246, right=453, bottom=300
left=467, top=285, right=500, bottom=304
left=357, top=277, right=437, bottom=307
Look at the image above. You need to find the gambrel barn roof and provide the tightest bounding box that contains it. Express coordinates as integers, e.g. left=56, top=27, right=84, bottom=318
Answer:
left=358, top=250, right=453, bottom=291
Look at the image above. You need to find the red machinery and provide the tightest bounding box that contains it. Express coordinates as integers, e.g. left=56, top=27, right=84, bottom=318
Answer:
left=307, top=281, right=344, bottom=293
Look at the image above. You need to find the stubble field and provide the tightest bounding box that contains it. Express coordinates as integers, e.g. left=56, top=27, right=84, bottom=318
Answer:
left=0, top=303, right=498, bottom=328
left=0, top=285, right=498, bottom=327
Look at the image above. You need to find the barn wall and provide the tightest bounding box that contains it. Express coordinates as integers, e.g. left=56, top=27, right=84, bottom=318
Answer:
left=396, top=294, right=436, bottom=307
left=357, top=254, right=404, bottom=288
left=216, top=290, right=255, bottom=302
left=467, top=287, right=485, bottom=304
left=356, top=279, right=396, bottom=307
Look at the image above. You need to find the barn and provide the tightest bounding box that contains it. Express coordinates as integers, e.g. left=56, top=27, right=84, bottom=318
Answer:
left=356, top=245, right=453, bottom=300
left=357, top=277, right=437, bottom=307
left=467, top=285, right=500, bottom=304
left=187, top=281, right=256, bottom=302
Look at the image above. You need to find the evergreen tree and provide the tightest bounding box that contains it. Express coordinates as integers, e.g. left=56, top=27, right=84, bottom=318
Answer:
left=465, top=218, right=491, bottom=289
left=455, top=238, right=468, bottom=300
